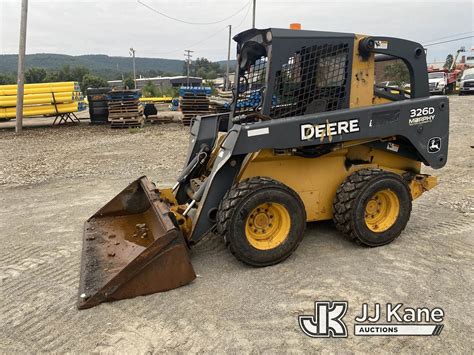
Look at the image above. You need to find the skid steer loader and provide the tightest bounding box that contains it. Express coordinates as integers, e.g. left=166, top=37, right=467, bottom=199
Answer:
left=78, top=27, right=449, bottom=309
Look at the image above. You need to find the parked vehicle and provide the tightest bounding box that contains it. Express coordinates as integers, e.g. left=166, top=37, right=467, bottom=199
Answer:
left=428, top=47, right=465, bottom=95
left=428, top=71, right=449, bottom=94
left=459, top=68, right=474, bottom=95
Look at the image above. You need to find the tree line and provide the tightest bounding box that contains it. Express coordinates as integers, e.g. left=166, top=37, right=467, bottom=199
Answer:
left=0, top=57, right=228, bottom=93
left=0, top=65, right=109, bottom=92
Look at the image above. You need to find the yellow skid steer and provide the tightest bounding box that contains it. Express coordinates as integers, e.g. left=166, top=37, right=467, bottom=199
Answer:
left=78, top=27, right=449, bottom=309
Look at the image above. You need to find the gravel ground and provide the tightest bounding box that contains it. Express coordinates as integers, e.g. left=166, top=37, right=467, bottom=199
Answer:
left=0, top=121, right=188, bottom=187
left=0, top=96, right=473, bottom=353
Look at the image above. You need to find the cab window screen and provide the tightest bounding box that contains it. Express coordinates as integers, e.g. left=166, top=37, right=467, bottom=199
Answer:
left=271, top=43, right=350, bottom=118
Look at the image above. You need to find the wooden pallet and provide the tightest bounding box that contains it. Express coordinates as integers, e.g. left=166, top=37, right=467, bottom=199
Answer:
left=107, top=96, right=142, bottom=124
left=110, top=116, right=144, bottom=128
left=109, top=110, right=141, bottom=116
left=109, top=112, right=142, bottom=119
left=148, top=115, right=174, bottom=124
left=182, top=111, right=211, bottom=126
left=180, top=94, right=210, bottom=126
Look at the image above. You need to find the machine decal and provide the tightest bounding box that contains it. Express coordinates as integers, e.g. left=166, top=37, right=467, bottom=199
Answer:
left=247, top=127, right=270, bottom=137
left=387, top=142, right=399, bottom=152
left=374, top=40, right=388, bottom=49
left=409, top=106, right=436, bottom=126
left=427, top=137, right=441, bottom=153
left=300, top=119, right=360, bottom=141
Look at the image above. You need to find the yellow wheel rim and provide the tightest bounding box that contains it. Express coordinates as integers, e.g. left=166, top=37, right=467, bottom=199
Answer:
left=245, top=202, right=291, bottom=250
left=364, top=189, right=400, bottom=232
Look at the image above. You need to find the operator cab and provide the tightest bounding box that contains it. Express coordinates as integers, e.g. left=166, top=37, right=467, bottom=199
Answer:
left=231, top=28, right=428, bottom=125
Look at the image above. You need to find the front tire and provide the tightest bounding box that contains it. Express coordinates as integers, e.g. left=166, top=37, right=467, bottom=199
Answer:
left=333, top=169, right=412, bottom=246
left=217, top=177, right=306, bottom=267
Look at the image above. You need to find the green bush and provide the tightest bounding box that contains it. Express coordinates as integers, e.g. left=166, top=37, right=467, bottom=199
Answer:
left=81, top=74, right=109, bottom=92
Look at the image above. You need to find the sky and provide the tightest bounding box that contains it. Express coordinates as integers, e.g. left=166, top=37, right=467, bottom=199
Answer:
left=0, top=0, right=473, bottom=62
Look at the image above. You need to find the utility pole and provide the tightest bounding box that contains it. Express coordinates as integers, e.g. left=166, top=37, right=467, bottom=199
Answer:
left=252, top=0, right=256, bottom=28
left=225, top=25, right=232, bottom=91
left=15, top=0, right=28, bottom=134
left=184, top=50, right=193, bottom=86
left=129, top=48, right=136, bottom=89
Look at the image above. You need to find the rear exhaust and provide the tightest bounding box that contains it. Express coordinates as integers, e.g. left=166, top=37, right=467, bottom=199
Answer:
left=77, top=176, right=196, bottom=309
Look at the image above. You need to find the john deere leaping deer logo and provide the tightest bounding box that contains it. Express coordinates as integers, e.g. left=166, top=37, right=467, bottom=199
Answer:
left=427, top=137, right=441, bottom=153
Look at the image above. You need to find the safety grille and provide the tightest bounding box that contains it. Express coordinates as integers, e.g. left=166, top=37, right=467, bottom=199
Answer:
left=235, top=56, right=268, bottom=113
left=271, top=43, right=350, bottom=118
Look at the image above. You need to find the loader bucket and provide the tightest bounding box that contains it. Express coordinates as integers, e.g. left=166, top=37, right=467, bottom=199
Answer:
left=77, top=176, right=196, bottom=310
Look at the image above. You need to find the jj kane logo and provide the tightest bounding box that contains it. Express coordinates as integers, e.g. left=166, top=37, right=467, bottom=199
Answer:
left=299, top=301, right=348, bottom=338
left=299, top=302, right=444, bottom=338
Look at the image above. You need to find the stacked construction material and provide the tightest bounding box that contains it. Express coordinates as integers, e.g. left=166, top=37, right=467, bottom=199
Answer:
left=180, top=93, right=210, bottom=126
left=0, top=81, right=85, bottom=120
left=87, top=88, right=109, bottom=124
left=107, top=90, right=143, bottom=128
left=209, top=97, right=231, bottom=113
left=178, top=86, right=211, bottom=97
left=179, top=87, right=211, bottom=126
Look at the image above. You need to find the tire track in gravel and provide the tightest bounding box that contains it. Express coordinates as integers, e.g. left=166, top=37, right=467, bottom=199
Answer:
left=0, top=244, right=44, bottom=265
left=2, top=266, right=82, bottom=350
left=0, top=250, right=79, bottom=303
left=0, top=243, right=80, bottom=284
left=1, top=256, right=79, bottom=324
left=0, top=247, right=79, bottom=308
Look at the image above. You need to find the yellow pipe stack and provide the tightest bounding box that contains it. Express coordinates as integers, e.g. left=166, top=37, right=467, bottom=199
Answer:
left=0, top=81, right=85, bottom=119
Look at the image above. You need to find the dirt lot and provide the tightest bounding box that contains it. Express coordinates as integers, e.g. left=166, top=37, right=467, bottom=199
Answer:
left=0, top=97, right=473, bottom=353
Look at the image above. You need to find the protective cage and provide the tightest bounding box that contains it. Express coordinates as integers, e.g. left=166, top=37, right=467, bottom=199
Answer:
left=271, top=43, right=350, bottom=118
left=235, top=56, right=268, bottom=114
left=232, top=29, right=355, bottom=118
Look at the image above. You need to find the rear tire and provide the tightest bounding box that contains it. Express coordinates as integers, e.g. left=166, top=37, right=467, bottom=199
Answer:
left=333, top=169, right=412, bottom=246
left=217, top=177, right=306, bottom=267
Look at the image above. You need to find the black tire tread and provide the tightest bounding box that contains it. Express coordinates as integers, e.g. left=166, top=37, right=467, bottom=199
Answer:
left=332, top=168, right=411, bottom=244
left=216, top=176, right=304, bottom=266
